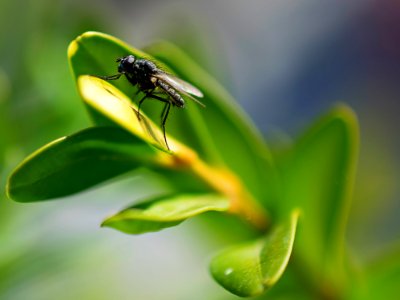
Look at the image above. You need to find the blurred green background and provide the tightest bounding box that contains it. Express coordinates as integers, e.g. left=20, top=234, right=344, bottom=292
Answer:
left=1, top=0, right=399, bottom=299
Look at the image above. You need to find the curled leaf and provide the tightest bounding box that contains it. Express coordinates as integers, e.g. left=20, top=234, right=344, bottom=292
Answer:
left=210, top=209, right=300, bottom=297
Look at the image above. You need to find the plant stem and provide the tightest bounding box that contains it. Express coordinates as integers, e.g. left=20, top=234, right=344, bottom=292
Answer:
left=159, top=147, right=270, bottom=231
left=192, top=159, right=270, bottom=231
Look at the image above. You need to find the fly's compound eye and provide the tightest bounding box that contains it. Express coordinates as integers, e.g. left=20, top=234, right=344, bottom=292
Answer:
left=117, top=55, right=136, bottom=73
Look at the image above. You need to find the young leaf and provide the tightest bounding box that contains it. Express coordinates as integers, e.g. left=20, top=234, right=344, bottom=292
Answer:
left=279, top=105, right=359, bottom=290
left=6, top=127, right=163, bottom=202
left=210, top=209, right=299, bottom=297
left=101, top=193, right=229, bottom=234
left=210, top=239, right=265, bottom=297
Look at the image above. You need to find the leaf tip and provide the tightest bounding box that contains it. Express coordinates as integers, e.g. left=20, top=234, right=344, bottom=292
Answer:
left=67, top=39, right=79, bottom=58
left=80, top=31, right=110, bottom=40
left=329, top=103, right=360, bottom=161
left=100, top=218, right=111, bottom=228
left=291, top=207, right=301, bottom=222
left=100, top=215, right=122, bottom=231
left=5, top=175, right=14, bottom=201
left=68, top=31, right=106, bottom=58
left=330, top=103, right=359, bottom=132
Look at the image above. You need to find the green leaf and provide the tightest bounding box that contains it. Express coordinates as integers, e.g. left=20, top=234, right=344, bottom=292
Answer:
left=101, top=193, right=229, bottom=234
left=211, top=239, right=265, bottom=297
left=260, top=210, right=300, bottom=288
left=210, top=210, right=299, bottom=297
left=68, top=32, right=278, bottom=211
left=280, top=105, right=359, bottom=290
left=6, top=127, right=161, bottom=202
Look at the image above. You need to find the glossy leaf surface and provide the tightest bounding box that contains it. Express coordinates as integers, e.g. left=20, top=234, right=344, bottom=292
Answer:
left=210, top=210, right=299, bottom=297
left=102, top=193, right=229, bottom=234
left=7, top=127, right=160, bottom=202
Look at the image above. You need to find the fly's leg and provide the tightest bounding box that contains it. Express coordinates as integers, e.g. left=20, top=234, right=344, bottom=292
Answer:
left=135, top=90, right=172, bottom=150
left=137, top=89, right=155, bottom=120
left=160, top=101, right=172, bottom=150
left=146, top=93, right=173, bottom=150
left=94, top=74, right=122, bottom=80
left=160, top=102, right=169, bottom=121
left=137, top=90, right=168, bottom=119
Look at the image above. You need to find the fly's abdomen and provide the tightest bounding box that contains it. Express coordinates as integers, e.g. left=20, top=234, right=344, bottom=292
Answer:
left=157, top=80, right=185, bottom=107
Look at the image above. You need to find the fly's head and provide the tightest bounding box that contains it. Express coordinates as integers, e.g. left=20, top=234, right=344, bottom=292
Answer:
left=117, top=55, right=136, bottom=74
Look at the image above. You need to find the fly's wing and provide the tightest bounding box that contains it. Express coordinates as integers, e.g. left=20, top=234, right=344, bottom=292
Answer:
left=154, top=73, right=203, bottom=97
left=153, top=73, right=205, bottom=107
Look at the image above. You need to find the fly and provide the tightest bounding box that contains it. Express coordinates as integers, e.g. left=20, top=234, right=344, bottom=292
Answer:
left=97, top=55, right=204, bottom=150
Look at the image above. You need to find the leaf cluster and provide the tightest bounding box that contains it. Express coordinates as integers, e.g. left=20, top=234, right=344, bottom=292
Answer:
left=6, top=32, right=397, bottom=299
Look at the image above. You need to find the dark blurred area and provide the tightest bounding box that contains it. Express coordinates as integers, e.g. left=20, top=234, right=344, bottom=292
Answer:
left=0, top=0, right=399, bottom=299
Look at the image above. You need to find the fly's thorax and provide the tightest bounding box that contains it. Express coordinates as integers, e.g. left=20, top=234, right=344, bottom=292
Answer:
left=131, top=59, right=159, bottom=90
left=125, top=73, right=138, bottom=86
left=134, top=59, right=158, bottom=74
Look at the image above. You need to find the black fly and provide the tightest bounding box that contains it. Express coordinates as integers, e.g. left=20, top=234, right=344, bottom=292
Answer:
left=98, top=55, right=204, bottom=150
